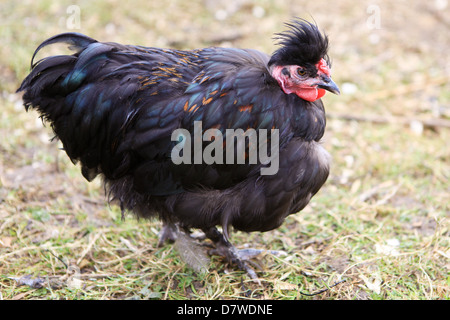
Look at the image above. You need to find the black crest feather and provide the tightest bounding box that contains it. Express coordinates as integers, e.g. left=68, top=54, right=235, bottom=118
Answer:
left=268, top=18, right=329, bottom=67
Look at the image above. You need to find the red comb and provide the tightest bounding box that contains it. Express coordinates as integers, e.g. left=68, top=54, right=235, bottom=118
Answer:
left=316, top=58, right=330, bottom=76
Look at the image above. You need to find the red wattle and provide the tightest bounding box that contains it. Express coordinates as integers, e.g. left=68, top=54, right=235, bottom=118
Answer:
left=317, top=88, right=326, bottom=99
left=296, top=87, right=326, bottom=102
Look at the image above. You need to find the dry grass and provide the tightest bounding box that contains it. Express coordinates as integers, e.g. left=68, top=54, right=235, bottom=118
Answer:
left=0, top=0, right=449, bottom=300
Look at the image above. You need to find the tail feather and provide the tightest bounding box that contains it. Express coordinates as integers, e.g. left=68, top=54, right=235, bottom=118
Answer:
left=18, top=32, right=193, bottom=195
left=30, top=32, right=97, bottom=68
left=17, top=33, right=97, bottom=98
left=17, top=33, right=121, bottom=181
left=20, top=56, right=78, bottom=105
left=17, top=32, right=172, bottom=186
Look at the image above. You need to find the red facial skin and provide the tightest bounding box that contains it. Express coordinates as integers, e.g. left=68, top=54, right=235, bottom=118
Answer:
left=271, top=58, right=330, bottom=102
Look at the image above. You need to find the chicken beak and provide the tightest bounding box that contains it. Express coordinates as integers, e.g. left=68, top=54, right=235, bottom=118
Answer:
left=317, top=76, right=340, bottom=95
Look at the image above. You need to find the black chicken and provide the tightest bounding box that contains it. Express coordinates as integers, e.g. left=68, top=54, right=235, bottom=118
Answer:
left=18, top=19, right=339, bottom=280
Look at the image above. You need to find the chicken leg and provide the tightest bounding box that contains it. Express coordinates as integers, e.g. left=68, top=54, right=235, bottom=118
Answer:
left=202, top=227, right=261, bottom=284
left=157, top=222, right=179, bottom=247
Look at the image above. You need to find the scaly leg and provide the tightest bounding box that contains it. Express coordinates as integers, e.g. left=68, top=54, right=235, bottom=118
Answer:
left=203, top=227, right=261, bottom=284
left=157, top=222, right=179, bottom=247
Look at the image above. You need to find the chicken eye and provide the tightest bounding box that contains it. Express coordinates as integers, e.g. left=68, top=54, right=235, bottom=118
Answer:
left=297, top=68, right=306, bottom=76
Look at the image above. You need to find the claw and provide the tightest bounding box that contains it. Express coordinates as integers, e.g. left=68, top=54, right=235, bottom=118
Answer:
left=157, top=222, right=178, bottom=247
left=158, top=224, right=271, bottom=284
left=203, top=227, right=262, bottom=285
left=237, top=248, right=287, bottom=260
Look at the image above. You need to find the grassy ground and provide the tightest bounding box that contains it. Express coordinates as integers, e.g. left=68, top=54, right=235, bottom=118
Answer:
left=0, top=0, right=449, bottom=300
